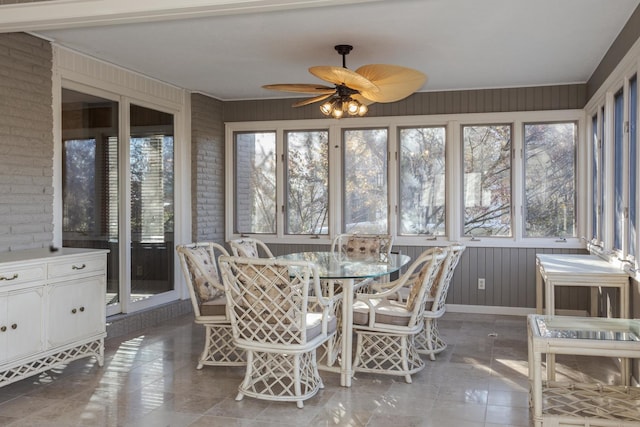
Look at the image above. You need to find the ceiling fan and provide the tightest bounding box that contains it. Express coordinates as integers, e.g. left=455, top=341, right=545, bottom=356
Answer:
left=262, top=44, right=427, bottom=118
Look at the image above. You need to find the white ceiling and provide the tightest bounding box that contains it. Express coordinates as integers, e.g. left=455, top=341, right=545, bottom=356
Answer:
left=17, top=0, right=640, bottom=101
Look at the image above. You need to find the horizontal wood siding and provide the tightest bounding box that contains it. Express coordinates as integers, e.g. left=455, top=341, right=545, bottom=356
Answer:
left=267, top=243, right=588, bottom=310
left=224, top=84, right=587, bottom=122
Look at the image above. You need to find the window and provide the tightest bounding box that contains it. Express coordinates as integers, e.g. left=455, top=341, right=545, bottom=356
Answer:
left=399, top=126, right=446, bottom=236
left=630, top=76, right=637, bottom=258
left=129, top=104, right=175, bottom=303
left=61, top=89, right=120, bottom=308
left=591, top=114, right=599, bottom=241
left=523, top=122, right=576, bottom=238
left=226, top=110, right=581, bottom=247
left=63, top=139, right=97, bottom=233
left=343, top=128, right=388, bottom=234
left=234, top=132, right=276, bottom=234
left=614, top=89, right=624, bottom=250
left=463, top=124, right=512, bottom=237
left=285, top=130, right=329, bottom=235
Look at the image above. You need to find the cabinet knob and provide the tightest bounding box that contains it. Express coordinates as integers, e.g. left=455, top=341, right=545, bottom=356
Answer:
left=79, top=306, right=85, bottom=312
left=11, top=323, right=17, bottom=330
left=72, top=264, right=86, bottom=270
left=71, top=308, right=77, bottom=314
left=0, top=326, right=6, bottom=332
left=0, top=273, right=18, bottom=281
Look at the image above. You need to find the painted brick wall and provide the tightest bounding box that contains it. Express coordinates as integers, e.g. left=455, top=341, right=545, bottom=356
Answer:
left=0, top=33, right=53, bottom=253
left=190, top=93, right=224, bottom=243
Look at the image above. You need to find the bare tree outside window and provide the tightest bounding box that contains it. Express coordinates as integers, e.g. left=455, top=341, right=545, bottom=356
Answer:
left=235, top=132, right=276, bottom=233
left=343, top=128, right=388, bottom=234
left=285, top=130, right=329, bottom=235
left=463, top=124, right=512, bottom=237
left=399, top=127, right=446, bottom=236
left=63, top=139, right=97, bottom=233
left=524, top=122, right=576, bottom=238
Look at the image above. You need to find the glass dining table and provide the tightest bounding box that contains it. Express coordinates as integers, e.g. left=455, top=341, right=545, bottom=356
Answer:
left=276, top=251, right=411, bottom=387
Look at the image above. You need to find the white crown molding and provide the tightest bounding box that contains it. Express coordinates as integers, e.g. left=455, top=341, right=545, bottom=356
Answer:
left=0, top=0, right=381, bottom=33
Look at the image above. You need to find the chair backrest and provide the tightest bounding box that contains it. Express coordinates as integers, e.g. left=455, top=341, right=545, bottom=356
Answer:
left=228, top=238, right=274, bottom=258
left=331, top=233, right=393, bottom=262
left=429, top=243, right=466, bottom=314
left=401, top=247, right=447, bottom=325
left=218, top=256, right=324, bottom=346
left=176, top=242, right=230, bottom=317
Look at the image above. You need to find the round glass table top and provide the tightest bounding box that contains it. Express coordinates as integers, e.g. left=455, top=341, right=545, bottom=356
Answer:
left=276, top=251, right=410, bottom=280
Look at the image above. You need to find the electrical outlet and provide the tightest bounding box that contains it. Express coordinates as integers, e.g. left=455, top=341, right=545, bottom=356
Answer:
left=478, top=278, right=485, bottom=290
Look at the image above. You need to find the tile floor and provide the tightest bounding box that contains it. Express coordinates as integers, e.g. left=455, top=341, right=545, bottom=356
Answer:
left=0, top=312, right=622, bottom=426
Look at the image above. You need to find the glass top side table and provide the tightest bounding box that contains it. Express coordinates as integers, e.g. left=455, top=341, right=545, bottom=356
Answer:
left=528, top=314, right=640, bottom=427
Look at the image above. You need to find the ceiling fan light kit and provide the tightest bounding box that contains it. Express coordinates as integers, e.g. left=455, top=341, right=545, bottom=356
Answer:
left=262, top=44, right=426, bottom=119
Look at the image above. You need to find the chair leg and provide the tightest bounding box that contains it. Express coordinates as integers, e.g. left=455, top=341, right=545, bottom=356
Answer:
left=401, top=336, right=412, bottom=384
left=416, top=317, right=447, bottom=361
left=198, top=324, right=245, bottom=368
left=236, top=350, right=254, bottom=402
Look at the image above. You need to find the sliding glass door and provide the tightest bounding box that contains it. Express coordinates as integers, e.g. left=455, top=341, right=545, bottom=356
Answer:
left=62, top=88, right=176, bottom=314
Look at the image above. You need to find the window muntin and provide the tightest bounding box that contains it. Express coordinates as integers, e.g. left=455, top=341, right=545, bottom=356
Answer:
left=614, top=89, right=624, bottom=251
left=284, top=130, right=329, bottom=235
left=630, top=76, right=637, bottom=258
left=343, top=128, right=388, bottom=234
left=398, top=126, right=446, bottom=236
left=234, top=131, right=276, bottom=234
left=463, top=124, right=512, bottom=237
left=523, top=122, right=576, bottom=238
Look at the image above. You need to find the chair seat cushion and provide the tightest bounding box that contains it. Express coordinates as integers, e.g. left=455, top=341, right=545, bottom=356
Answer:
left=306, top=313, right=338, bottom=340
left=199, top=295, right=227, bottom=316
left=352, top=298, right=412, bottom=326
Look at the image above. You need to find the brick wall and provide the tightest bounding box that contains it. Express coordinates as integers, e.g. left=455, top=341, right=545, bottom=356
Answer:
left=190, top=93, right=224, bottom=243
left=0, top=33, right=53, bottom=253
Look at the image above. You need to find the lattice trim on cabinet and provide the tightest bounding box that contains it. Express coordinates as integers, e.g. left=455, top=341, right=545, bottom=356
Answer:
left=0, top=339, right=103, bottom=388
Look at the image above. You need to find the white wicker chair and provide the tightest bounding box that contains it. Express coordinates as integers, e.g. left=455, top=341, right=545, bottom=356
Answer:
left=228, top=237, right=274, bottom=258
left=351, top=247, right=446, bottom=383
left=176, top=242, right=245, bottom=369
left=415, top=243, right=465, bottom=359
left=218, top=255, right=336, bottom=408
left=331, top=233, right=393, bottom=262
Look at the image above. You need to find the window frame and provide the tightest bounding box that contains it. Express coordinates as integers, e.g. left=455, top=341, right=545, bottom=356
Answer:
left=225, top=110, right=585, bottom=249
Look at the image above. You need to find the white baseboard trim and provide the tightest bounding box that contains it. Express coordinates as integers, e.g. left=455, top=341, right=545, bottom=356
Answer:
left=446, top=304, right=535, bottom=316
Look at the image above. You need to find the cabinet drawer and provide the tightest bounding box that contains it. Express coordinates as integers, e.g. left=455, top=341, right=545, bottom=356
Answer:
left=0, top=264, right=45, bottom=286
left=48, top=256, right=106, bottom=279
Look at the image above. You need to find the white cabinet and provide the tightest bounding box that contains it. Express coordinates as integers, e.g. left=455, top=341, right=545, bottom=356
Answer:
left=0, top=248, right=108, bottom=387
left=0, top=287, right=45, bottom=364
left=48, top=276, right=104, bottom=348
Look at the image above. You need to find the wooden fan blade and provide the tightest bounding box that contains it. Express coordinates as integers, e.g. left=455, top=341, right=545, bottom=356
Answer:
left=355, top=64, right=427, bottom=103
left=262, top=83, right=335, bottom=94
left=309, top=66, right=379, bottom=93
left=291, top=93, right=333, bottom=107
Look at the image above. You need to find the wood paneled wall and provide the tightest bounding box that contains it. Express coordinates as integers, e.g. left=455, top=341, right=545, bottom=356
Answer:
left=224, top=84, right=587, bottom=122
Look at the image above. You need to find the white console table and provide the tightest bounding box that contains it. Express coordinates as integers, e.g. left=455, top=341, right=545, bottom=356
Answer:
left=0, top=247, right=108, bottom=387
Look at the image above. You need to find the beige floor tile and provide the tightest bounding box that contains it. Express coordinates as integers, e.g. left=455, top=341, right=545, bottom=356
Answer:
left=1, top=312, right=625, bottom=427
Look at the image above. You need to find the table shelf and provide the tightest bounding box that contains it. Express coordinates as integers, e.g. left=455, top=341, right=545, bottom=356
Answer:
left=538, top=381, right=640, bottom=426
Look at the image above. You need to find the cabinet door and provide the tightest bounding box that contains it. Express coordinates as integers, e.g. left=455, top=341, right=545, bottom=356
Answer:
left=47, top=276, right=105, bottom=348
left=0, top=288, right=44, bottom=364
